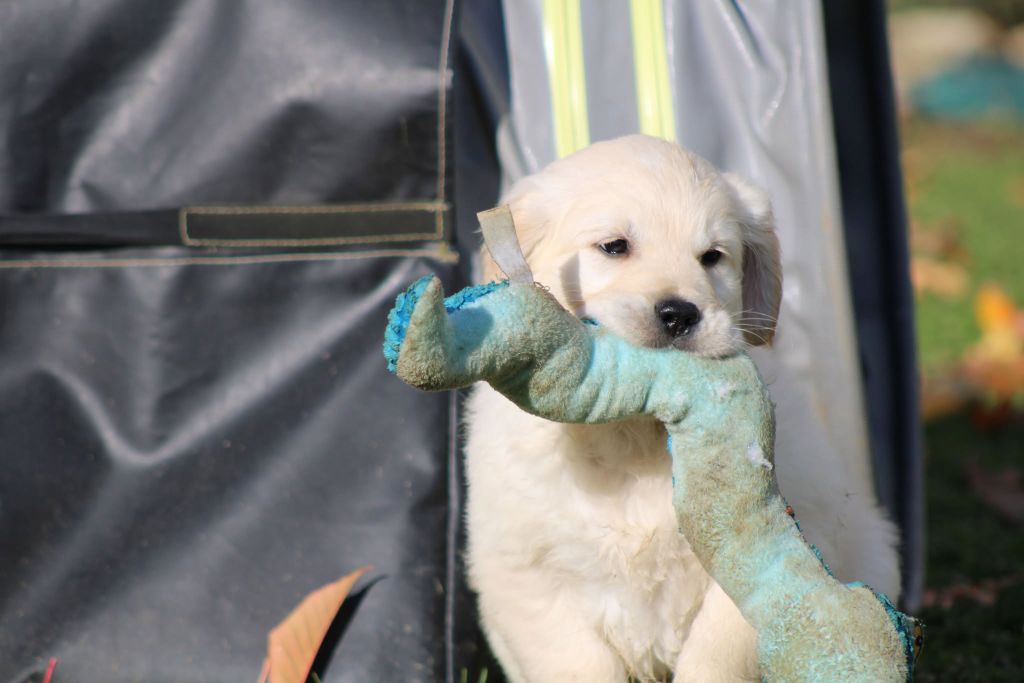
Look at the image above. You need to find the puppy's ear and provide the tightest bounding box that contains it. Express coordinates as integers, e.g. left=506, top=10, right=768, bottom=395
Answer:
left=478, top=180, right=549, bottom=284
left=723, top=172, right=782, bottom=346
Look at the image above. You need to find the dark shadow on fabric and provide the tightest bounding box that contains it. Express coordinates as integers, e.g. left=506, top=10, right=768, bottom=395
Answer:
left=311, top=575, right=385, bottom=681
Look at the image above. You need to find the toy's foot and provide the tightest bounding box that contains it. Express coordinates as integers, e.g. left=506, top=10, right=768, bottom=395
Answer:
left=383, top=275, right=437, bottom=374
left=384, top=275, right=512, bottom=390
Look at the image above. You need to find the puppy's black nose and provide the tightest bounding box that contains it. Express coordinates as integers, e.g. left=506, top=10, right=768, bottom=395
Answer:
left=655, top=299, right=702, bottom=338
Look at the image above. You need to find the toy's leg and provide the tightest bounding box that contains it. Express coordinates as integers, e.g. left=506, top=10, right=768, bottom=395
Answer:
left=475, top=569, right=627, bottom=683
left=673, top=583, right=759, bottom=683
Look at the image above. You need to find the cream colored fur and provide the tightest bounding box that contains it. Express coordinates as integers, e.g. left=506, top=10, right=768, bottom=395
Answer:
left=464, top=135, right=900, bottom=682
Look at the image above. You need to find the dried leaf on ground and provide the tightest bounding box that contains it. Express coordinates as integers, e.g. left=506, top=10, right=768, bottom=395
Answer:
left=260, top=566, right=371, bottom=683
left=909, top=217, right=968, bottom=261
left=975, top=283, right=1020, bottom=335
left=919, top=285, right=1024, bottom=416
left=966, top=460, right=1024, bottom=525
left=961, top=357, right=1024, bottom=404
left=910, top=256, right=969, bottom=298
left=922, top=575, right=1022, bottom=610
left=960, top=285, right=1024, bottom=405
left=920, top=373, right=971, bottom=419
left=1007, top=175, right=1024, bottom=208
left=968, top=400, right=1022, bottom=430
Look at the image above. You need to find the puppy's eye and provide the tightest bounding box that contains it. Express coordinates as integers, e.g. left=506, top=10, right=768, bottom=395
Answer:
left=599, top=239, right=629, bottom=256
left=699, top=249, right=722, bottom=267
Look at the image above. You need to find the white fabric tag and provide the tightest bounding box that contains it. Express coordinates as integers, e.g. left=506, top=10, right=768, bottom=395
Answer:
left=477, top=205, right=534, bottom=284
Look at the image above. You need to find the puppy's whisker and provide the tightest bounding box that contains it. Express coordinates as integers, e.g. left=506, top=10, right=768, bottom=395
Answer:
left=732, top=314, right=779, bottom=334
left=735, top=321, right=775, bottom=333
left=732, top=310, right=779, bottom=324
left=736, top=317, right=778, bottom=326
left=734, top=327, right=760, bottom=337
left=737, top=319, right=777, bottom=329
left=733, top=308, right=778, bottom=318
left=731, top=324, right=771, bottom=346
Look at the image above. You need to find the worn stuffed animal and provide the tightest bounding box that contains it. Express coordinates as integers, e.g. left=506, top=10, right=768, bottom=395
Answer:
left=383, top=208, right=921, bottom=682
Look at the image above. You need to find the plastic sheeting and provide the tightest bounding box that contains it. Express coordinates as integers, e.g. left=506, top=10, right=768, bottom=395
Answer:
left=0, top=1, right=489, bottom=681
left=0, top=252, right=460, bottom=683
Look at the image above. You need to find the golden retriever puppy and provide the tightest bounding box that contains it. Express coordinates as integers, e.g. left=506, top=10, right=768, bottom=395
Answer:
left=464, top=135, right=900, bottom=683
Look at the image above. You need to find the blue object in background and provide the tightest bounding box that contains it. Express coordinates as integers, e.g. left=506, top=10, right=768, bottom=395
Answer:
left=913, top=55, right=1024, bottom=120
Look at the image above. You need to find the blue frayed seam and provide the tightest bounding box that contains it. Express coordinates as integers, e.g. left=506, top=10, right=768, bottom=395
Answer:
left=442, top=280, right=508, bottom=313
left=847, top=581, right=919, bottom=681
left=383, top=275, right=434, bottom=373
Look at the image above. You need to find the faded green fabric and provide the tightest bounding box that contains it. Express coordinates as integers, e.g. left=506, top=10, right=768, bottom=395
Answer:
left=388, top=276, right=918, bottom=682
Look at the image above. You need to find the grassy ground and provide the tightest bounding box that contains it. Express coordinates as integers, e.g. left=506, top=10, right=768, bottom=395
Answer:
left=905, top=119, right=1024, bottom=368
left=902, top=117, right=1024, bottom=681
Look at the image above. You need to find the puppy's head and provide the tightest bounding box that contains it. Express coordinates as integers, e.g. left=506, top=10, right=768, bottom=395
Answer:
left=482, top=135, right=781, bottom=356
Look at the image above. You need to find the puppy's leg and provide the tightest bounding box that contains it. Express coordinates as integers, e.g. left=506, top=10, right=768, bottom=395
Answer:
left=476, top=569, right=626, bottom=683
left=672, top=583, right=759, bottom=683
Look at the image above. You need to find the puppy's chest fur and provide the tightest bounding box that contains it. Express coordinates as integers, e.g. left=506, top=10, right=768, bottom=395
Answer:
left=465, top=384, right=714, bottom=674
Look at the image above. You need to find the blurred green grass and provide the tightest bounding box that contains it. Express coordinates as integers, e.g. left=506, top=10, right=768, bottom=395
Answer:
left=905, top=119, right=1024, bottom=371
left=903, top=118, right=1024, bottom=681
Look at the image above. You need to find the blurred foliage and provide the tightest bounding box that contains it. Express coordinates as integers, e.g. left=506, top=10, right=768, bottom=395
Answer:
left=904, top=118, right=1024, bottom=371
left=906, top=117, right=1024, bottom=680
left=890, top=0, right=1024, bottom=27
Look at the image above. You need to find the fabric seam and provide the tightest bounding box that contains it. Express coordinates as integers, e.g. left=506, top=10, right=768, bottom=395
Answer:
left=0, top=247, right=458, bottom=270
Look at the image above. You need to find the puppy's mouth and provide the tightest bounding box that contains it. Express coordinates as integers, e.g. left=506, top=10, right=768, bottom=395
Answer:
left=576, top=311, right=740, bottom=358
left=664, top=334, right=702, bottom=352
left=664, top=331, right=741, bottom=358
left=576, top=313, right=698, bottom=349
left=648, top=329, right=713, bottom=354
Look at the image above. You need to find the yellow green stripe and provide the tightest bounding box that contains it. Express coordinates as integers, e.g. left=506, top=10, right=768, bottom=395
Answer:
left=542, top=0, right=590, bottom=158
left=629, top=0, right=676, bottom=141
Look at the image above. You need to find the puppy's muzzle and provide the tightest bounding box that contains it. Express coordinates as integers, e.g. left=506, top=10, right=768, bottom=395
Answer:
left=656, top=298, right=702, bottom=338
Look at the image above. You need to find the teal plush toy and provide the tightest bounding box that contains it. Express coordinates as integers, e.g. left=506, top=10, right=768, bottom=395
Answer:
left=384, top=207, right=921, bottom=682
